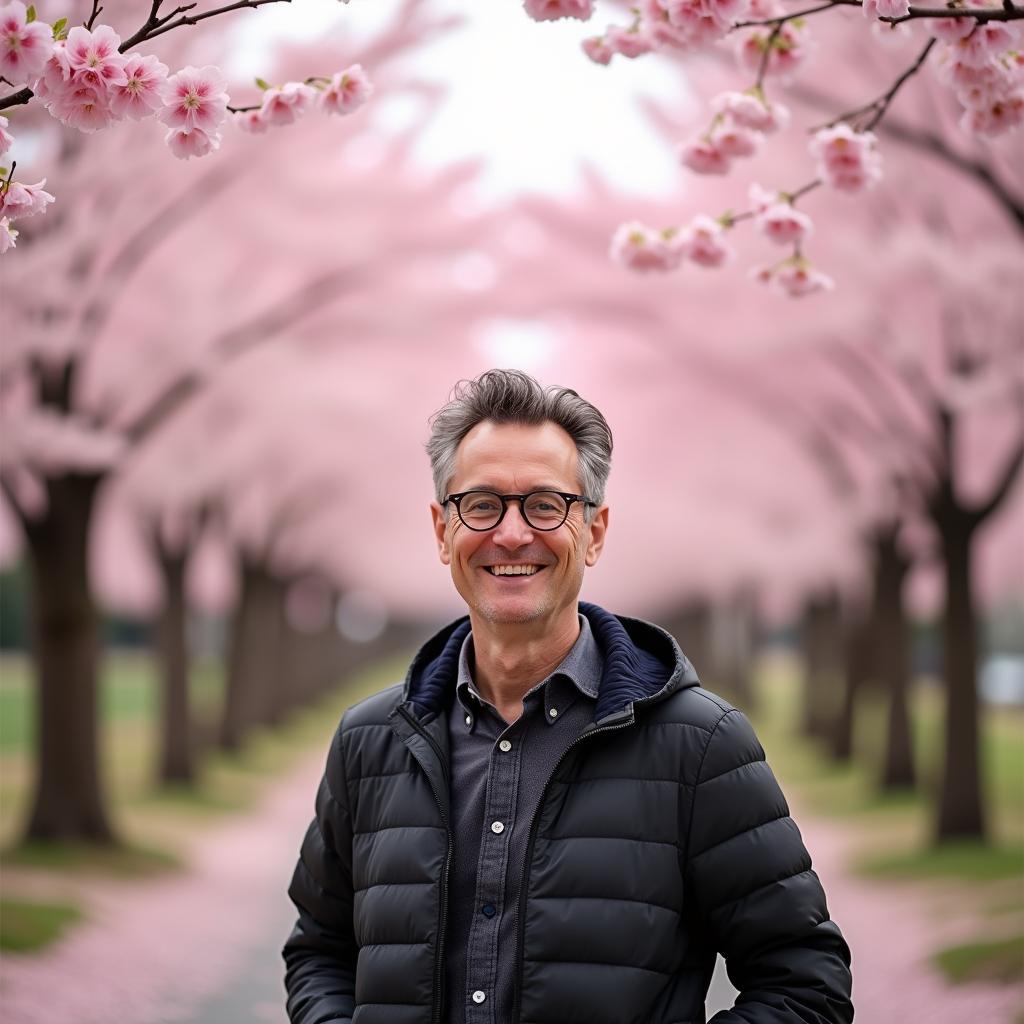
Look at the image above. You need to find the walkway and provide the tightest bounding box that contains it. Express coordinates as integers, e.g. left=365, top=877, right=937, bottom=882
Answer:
left=1, top=752, right=1020, bottom=1023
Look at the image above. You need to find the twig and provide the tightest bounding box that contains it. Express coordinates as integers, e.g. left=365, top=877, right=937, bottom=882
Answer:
left=884, top=3, right=1023, bottom=22
left=814, top=37, right=936, bottom=131
left=84, top=0, right=103, bottom=30
left=735, top=0, right=856, bottom=27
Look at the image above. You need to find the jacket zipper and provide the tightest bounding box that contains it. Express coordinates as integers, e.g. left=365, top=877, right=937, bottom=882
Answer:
left=398, top=706, right=453, bottom=1024
left=512, top=713, right=636, bottom=1024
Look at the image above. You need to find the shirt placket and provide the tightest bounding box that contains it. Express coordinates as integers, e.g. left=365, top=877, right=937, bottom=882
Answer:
left=464, top=707, right=526, bottom=1023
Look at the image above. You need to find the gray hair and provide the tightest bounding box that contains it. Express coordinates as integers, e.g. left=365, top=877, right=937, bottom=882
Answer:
left=425, top=369, right=613, bottom=521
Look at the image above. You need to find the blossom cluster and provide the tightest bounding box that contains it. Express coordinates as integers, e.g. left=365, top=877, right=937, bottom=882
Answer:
left=0, top=135, right=53, bottom=252
left=679, top=87, right=789, bottom=175
left=233, top=67, right=372, bottom=134
left=930, top=12, right=1024, bottom=136
left=0, top=1, right=375, bottom=252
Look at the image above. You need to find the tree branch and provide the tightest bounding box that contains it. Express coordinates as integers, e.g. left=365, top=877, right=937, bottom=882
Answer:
left=970, top=431, right=1024, bottom=526
left=124, top=266, right=365, bottom=445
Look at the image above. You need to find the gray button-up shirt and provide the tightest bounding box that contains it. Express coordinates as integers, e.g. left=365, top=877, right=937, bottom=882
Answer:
left=444, top=613, right=604, bottom=1024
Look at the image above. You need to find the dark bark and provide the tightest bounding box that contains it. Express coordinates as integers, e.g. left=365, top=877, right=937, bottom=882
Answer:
left=21, top=472, right=116, bottom=843
left=219, top=561, right=281, bottom=749
left=873, top=529, right=916, bottom=790
left=801, top=589, right=842, bottom=742
left=155, top=549, right=195, bottom=784
left=935, top=515, right=986, bottom=839
left=830, top=606, right=872, bottom=762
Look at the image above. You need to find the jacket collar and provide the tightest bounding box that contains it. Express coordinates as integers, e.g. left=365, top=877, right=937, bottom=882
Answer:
left=400, top=600, right=699, bottom=726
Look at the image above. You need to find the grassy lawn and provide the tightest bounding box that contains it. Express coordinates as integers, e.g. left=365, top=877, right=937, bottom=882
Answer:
left=0, top=896, right=84, bottom=952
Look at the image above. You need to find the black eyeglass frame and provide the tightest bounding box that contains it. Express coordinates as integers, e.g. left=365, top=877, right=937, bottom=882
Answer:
left=442, top=490, right=598, bottom=532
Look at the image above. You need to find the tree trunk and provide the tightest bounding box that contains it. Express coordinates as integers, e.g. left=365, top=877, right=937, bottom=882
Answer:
left=801, top=590, right=841, bottom=741
left=156, top=550, right=194, bottom=784
left=830, top=605, right=871, bottom=762
left=935, top=518, right=986, bottom=840
left=22, top=473, right=116, bottom=843
left=875, top=531, right=915, bottom=790
left=219, top=561, right=280, bottom=749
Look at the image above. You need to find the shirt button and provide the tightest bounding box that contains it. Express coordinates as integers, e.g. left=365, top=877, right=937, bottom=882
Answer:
left=472, top=990, right=486, bottom=1004
left=498, top=739, right=512, bottom=752
left=490, top=820, right=505, bottom=834
left=465, top=714, right=472, bottom=727
left=549, top=707, right=558, bottom=718
left=481, top=903, right=496, bottom=917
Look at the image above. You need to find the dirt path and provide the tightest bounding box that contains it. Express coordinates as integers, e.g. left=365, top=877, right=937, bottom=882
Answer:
left=1, top=753, right=1020, bottom=1023
left=0, top=752, right=324, bottom=1024
left=795, top=803, right=1024, bottom=1024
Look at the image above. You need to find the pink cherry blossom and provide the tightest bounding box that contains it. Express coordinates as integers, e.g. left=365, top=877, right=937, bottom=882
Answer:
left=755, top=200, right=813, bottom=245
left=710, top=89, right=790, bottom=132
left=773, top=260, right=835, bottom=296
left=930, top=16, right=975, bottom=43
left=49, top=79, right=115, bottom=133
left=260, top=81, right=315, bottom=126
left=65, top=24, right=127, bottom=89
left=108, top=53, right=169, bottom=121
left=0, top=216, right=15, bottom=251
left=637, top=0, right=693, bottom=48
left=31, top=39, right=70, bottom=104
left=609, top=221, right=684, bottom=271
left=164, top=125, right=219, bottom=160
left=234, top=108, right=269, bottom=133
left=318, top=64, right=373, bottom=116
left=710, top=121, right=760, bottom=157
left=960, top=89, right=1024, bottom=135
left=950, top=23, right=1016, bottom=69
left=0, top=177, right=54, bottom=219
left=679, top=214, right=734, bottom=267
left=736, top=23, right=810, bottom=79
left=607, top=23, right=654, bottom=58
left=659, top=0, right=730, bottom=47
left=159, top=65, right=229, bottom=133
left=0, top=1, right=53, bottom=86
left=700, top=0, right=752, bottom=29
left=523, top=0, right=594, bottom=21
left=862, top=0, right=910, bottom=20
left=581, top=35, right=614, bottom=64
left=0, top=114, right=12, bottom=158
left=679, top=135, right=731, bottom=174
left=810, top=123, right=883, bottom=193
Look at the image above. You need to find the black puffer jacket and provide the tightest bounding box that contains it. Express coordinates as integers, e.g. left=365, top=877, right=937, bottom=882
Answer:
left=283, top=602, right=853, bottom=1024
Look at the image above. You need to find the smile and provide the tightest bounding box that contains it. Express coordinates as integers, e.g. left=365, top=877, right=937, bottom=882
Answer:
left=483, top=564, right=545, bottom=576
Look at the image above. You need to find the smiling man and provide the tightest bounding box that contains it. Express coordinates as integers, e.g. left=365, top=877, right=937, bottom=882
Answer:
left=283, top=369, right=853, bottom=1024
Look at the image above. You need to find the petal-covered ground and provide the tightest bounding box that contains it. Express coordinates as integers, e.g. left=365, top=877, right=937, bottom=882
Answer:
left=1, top=754, right=1020, bottom=1023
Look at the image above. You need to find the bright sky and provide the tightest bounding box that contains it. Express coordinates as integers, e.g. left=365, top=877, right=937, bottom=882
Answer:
left=230, top=0, right=688, bottom=201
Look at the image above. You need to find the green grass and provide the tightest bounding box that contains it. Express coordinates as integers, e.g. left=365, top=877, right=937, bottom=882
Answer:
left=858, top=841, right=1024, bottom=882
left=933, top=933, right=1024, bottom=985
left=0, top=896, right=85, bottom=952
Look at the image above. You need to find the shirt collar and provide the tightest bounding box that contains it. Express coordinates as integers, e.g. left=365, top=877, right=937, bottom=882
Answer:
left=456, top=613, right=603, bottom=728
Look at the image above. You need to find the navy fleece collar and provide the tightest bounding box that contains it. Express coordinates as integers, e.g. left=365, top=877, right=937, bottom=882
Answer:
left=402, top=601, right=699, bottom=724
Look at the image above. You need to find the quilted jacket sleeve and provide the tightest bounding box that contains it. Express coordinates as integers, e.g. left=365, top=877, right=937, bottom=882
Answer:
left=283, top=718, right=359, bottom=1024
left=685, top=709, right=853, bottom=1023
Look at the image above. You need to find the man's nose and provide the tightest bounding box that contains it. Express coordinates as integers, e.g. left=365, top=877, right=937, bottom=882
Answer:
left=491, top=500, right=534, bottom=546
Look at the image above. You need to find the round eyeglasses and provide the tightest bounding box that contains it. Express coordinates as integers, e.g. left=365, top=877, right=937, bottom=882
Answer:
left=443, top=490, right=597, bottom=532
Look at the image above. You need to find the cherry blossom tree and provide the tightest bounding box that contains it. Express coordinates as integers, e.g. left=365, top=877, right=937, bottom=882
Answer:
left=0, top=1, right=487, bottom=842
left=517, top=0, right=1022, bottom=293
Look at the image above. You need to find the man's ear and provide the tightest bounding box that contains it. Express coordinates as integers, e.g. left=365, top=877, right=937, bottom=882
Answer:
left=430, top=502, right=451, bottom=565
left=584, top=505, right=609, bottom=567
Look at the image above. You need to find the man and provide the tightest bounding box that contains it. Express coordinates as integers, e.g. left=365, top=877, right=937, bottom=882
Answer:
left=283, top=368, right=853, bottom=1024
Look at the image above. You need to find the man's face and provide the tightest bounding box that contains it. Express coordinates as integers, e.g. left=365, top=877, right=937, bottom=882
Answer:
left=430, top=420, right=609, bottom=627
